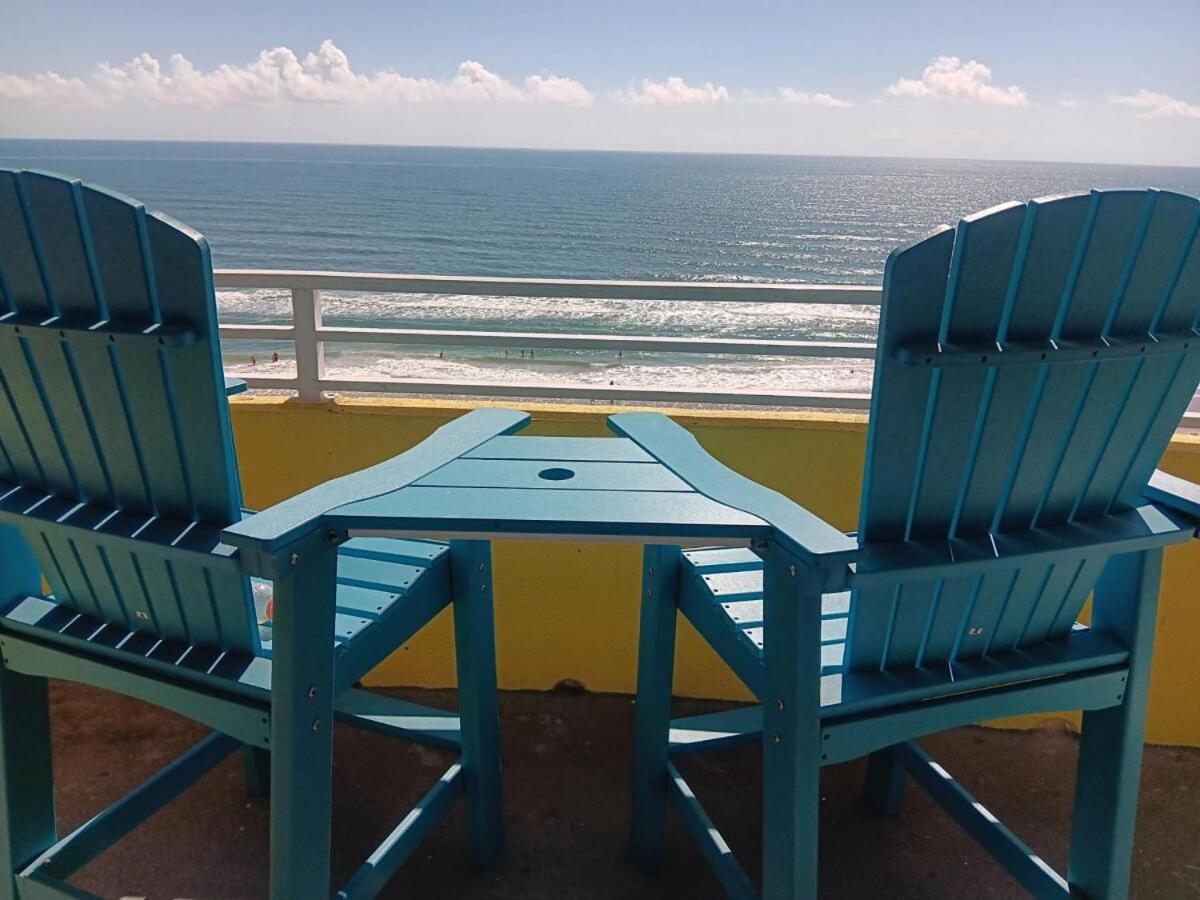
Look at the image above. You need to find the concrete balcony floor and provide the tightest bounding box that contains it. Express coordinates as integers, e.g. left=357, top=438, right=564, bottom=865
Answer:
left=52, top=683, right=1199, bottom=899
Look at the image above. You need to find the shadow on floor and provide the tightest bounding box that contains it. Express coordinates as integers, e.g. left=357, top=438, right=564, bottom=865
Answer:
left=47, top=683, right=1199, bottom=899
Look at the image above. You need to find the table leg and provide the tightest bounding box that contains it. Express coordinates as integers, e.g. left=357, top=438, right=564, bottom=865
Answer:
left=761, top=544, right=823, bottom=900
left=631, top=544, right=682, bottom=871
left=452, top=539, right=505, bottom=868
left=268, top=536, right=337, bottom=900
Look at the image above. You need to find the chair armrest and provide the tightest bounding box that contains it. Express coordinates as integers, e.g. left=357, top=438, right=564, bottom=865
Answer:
left=607, top=411, right=857, bottom=567
left=224, top=377, right=248, bottom=396
left=223, top=407, right=530, bottom=573
left=1145, top=468, right=1200, bottom=526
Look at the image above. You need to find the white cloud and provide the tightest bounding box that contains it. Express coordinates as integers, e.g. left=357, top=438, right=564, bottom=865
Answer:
left=523, top=73, right=594, bottom=106
left=1109, top=89, right=1200, bottom=119
left=741, top=87, right=854, bottom=107
left=1058, top=98, right=1087, bottom=109
left=616, top=76, right=730, bottom=105
left=0, top=40, right=593, bottom=107
left=885, top=56, right=1028, bottom=107
left=0, top=71, right=92, bottom=104
left=777, top=88, right=853, bottom=108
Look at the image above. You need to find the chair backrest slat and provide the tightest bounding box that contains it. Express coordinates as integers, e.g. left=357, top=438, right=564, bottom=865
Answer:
left=921, top=574, right=976, bottom=662
left=0, top=170, right=255, bottom=654
left=0, top=176, right=79, bottom=496
left=883, top=580, right=939, bottom=669
left=146, top=208, right=244, bottom=521
left=909, top=201, right=1029, bottom=542
left=79, top=176, right=168, bottom=514
left=74, top=539, right=131, bottom=628
left=851, top=189, right=1200, bottom=674
left=857, top=226, right=956, bottom=544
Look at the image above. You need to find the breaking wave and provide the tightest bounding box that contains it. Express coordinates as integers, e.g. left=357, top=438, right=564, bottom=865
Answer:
left=217, top=288, right=878, bottom=396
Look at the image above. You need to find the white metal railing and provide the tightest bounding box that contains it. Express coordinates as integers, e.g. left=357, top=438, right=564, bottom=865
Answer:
left=214, top=269, right=882, bottom=408
left=212, top=269, right=1200, bottom=429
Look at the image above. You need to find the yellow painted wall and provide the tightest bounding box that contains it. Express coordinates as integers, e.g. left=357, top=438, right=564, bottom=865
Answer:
left=230, top=396, right=1200, bottom=747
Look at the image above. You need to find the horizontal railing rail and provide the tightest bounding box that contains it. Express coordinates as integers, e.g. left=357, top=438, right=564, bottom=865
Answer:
left=215, top=269, right=882, bottom=305
left=211, top=269, right=1200, bottom=427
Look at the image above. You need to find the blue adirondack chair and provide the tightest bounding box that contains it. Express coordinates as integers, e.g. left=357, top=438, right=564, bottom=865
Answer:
left=0, top=170, right=503, bottom=899
left=629, top=189, right=1200, bottom=898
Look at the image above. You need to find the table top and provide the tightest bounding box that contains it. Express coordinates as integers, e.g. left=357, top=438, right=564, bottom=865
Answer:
left=223, top=408, right=859, bottom=573
left=335, top=434, right=769, bottom=546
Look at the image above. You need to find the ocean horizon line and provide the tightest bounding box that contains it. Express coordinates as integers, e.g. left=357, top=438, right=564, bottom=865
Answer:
left=2, top=136, right=1198, bottom=173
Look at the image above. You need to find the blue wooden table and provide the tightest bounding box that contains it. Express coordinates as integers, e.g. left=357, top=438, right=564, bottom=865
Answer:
left=222, top=407, right=858, bottom=896
left=226, top=408, right=857, bottom=569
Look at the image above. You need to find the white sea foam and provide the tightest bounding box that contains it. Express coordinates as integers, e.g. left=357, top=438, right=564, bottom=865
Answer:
left=217, top=289, right=877, bottom=334
left=217, top=287, right=878, bottom=395
left=226, top=347, right=875, bottom=395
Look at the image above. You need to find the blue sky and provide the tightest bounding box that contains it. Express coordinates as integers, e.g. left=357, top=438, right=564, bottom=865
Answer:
left=2, top=0, right=1197, bottom=165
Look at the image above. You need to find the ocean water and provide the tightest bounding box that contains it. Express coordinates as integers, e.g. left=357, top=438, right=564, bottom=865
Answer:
left=3, top=139, right=1199, bottom=397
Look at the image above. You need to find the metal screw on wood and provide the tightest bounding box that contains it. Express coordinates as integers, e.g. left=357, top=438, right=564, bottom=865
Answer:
left=648, top=568, right=654, bottom=576
left=480, top=583, right=487, bottom=592
left=326, top=531, right=339, bottom=544
left=479, top=563, right=485, bottom=571
left=289, top=553, right=300, bottom=566
left=968, top=626, right=984, bottom=636
left=777, top=699, right=785, bottom=710
left=307, top=686, right=317, bottom=698
left=789, top=565, right=797, bottom=577
left=311, top=719, right=321, bottom=731
left=772, top=733, right=782, bottom=743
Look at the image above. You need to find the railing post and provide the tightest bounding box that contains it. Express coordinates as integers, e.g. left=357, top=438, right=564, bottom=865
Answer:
left=291, top=287, right=325, bottom=401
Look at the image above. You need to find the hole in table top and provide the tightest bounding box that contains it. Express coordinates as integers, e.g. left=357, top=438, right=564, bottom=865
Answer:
left=539, top=467, right=575, bottom=481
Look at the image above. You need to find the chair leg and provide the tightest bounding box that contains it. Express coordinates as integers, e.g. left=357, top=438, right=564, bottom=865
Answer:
left=761, top=546, right=823, bottom=900
left=1068, top=549, right=1161, bottom=900
left=863, top=748, right=905, bottom=816
left=267, top=538, right=338, bottom=900
left=630, top=545, right=682, bottom=872
left=242, top=745, right=271, bottom=798
left=451, top=539, right=505, bottom=869
left=0, top=667, right=56, bottom=900
left=1069, top=704, right=1147, bottom=899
